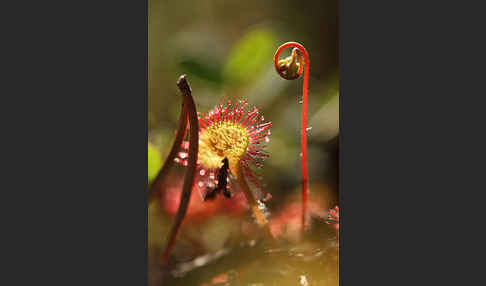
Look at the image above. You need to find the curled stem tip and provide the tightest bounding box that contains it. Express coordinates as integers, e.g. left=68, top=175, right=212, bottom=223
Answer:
left=274, top=42, right=310, bottom=234
left=161, top=75, right=199, bottom=264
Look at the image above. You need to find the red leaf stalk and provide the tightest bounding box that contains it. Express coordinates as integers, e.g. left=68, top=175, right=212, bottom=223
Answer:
left=232, top=162, right=274, bottom=242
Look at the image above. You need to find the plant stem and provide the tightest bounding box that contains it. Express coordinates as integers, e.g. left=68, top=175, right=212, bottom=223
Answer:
left=161, top=75, right=199, bottom=264
left=274, top=42, right=310, bottom=234
left=148, top=98, right=188, bottom=205
left=232, top=163, right=274, bottom=242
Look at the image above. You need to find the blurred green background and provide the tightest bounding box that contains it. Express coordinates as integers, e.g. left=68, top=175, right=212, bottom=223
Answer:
left=148, top=0, right=339, bottom=284
left=149, top=0, right=339, bottom=194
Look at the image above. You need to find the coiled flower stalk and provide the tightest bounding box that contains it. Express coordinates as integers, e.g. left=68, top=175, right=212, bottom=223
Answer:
left=274, top=42, right=310, bottom=233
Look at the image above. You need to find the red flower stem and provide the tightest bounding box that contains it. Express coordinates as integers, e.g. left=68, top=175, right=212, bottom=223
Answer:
left=274, top=42, right=310, bottom=233
left=161, top=75, right=199, bottom=264
left=148, top=99, right=188, bottom=205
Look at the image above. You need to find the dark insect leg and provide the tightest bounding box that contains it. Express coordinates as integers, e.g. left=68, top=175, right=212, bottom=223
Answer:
left=222, top=187, right=232, bottom=199
left=203, top=187, right=219, bottom=201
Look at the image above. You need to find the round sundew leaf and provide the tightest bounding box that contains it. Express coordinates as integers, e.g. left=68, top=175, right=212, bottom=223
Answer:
left=148, top=143, right=162, bottom=183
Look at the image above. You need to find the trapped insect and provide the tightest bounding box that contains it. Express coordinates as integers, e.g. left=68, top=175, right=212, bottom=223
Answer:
left=203, top=157, right=231, bottom=200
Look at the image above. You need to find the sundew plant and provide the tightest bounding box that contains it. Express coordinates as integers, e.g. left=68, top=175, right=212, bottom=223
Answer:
left=148, top=39, right=339, bottom=281
left=149, top=22, right=339, bottom=286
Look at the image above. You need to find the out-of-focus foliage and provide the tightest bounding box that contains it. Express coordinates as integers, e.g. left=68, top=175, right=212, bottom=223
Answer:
left=179, top=57, right=224, bottom=86
left=148, top=142, right=162, bottom=183
left=223, top=29, right=276, bottom=86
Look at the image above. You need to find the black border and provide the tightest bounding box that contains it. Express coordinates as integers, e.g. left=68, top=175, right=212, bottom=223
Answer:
left=6, top=0, right=149, bottom=285
left=339, top=0, right=473, bottom=284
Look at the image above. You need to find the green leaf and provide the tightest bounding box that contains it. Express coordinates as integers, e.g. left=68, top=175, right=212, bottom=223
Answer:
left=179, top=57, right=224, bottom=85
left=148, top=143, right=162, bottom=183
left=223, top=29, right=276, bottom=86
